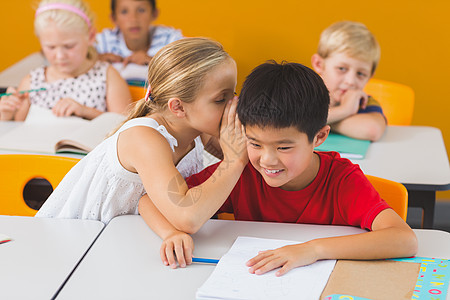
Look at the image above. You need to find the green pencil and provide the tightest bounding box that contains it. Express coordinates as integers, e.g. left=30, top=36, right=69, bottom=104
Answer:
left=0, top=87, right=46, bottom=97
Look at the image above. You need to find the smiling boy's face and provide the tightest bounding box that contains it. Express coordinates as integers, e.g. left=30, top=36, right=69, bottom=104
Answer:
left=245, top=125, right=329, bottom=191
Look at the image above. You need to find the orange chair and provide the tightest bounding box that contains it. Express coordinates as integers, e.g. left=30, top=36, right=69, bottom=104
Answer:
left=0, top=154, right=80, bottom=216
left=129, top=85, right=146, bottom=102
left=364, top=78, right=415, bottom=126
left=366, top=174, right=408, bottom=221
left=218, top=174, right=408, bottom=221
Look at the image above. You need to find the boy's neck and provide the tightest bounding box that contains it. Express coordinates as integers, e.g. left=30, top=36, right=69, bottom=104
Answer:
left=124, top=33, right=151, bottom=53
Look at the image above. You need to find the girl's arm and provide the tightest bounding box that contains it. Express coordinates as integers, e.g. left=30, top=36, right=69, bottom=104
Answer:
left=247, top=208, right=418, bottom=276
left=121, top=98, right=247, bottom=234
left=105, top=65, right=133, bottom=114
left=139, top=194, right=193, bottom=269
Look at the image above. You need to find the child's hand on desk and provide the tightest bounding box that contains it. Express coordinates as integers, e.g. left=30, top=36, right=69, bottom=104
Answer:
left=246, top=242, right=318, bottom=276
left=123, top=51, right=152, bottom=66
left=160, top=230, right=194, bottom=269
left=0, top=87, right=27, bottom=120
left=98, top=53, right=124, bottom=64
left=52, top=98, right=85, bottom=118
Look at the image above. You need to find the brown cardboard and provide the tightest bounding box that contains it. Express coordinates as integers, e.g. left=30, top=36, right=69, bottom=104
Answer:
left=320, top=260, right=421, bottom=300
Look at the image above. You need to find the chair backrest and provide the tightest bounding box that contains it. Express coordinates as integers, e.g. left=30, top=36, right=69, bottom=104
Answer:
left=129, top=85, right=146, bottom=102
left=364, top=78, right=415, bottom=125
left=218, top=174, right=408, bottom=221
left=366, top=174, right=408, bottom=221
left=0, top=154, right=80, bottom=216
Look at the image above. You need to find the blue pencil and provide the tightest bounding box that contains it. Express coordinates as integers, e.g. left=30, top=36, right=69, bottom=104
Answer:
left=192, top=257, right=219, bottom=264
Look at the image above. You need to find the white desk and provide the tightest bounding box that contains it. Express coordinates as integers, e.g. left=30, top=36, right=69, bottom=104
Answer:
left=350, top=126, right=450, bottom=228
left=0, top=215, right=104, bottom=299
left=57, top=215, right=450, bottom=300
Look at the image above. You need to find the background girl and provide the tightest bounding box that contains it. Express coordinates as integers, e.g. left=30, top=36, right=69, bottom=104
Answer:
left=0, top=0, right=131, bottom=121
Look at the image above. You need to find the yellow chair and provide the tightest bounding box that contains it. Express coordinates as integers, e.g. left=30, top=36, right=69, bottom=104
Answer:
left=366, top=174, right=408, bottom=221
left=364, top=78, right=415, bottom=125
left=218, top=174, right=408, bottom=221
left=0, top=154, right=80, bottom=216
left=129, top=85, right=146, bottom=102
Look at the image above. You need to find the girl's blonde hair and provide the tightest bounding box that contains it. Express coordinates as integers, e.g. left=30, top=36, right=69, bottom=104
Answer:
left=317, top=21, right=380, bottom=74
left=124, top=37, right=231, bottom=121
left=34, top=0, right=96, bottom=58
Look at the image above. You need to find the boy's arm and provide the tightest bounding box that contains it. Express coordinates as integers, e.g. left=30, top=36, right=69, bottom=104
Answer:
left=139, top=194, right=193, bottom=269
left=330, top=112, right=387, bottom=141
left=247, top=208, right=418, bottom=276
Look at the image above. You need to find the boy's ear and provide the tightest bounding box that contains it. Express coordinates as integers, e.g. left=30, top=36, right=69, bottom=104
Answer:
left=167, top=98, right=185, bottom=117
left=313, top=125, right=330, bottom=148
left=152, top=8, right=160, bottom=19
left=311, top=54, right=325, bottom=74
left=110, top=13, right=117, bottom=25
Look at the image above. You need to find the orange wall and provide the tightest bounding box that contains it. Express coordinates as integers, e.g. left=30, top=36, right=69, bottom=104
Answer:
left=1, top=0, right=450, bottom=199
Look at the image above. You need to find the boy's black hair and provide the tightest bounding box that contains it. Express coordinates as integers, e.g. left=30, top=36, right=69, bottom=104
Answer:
left=111, top=0, right=156, bottom=14
left=237, top=61, right=330, bottom=143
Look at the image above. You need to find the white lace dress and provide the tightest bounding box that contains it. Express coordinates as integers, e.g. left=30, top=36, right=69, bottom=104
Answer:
left=35, top=117, right=204, bottom=224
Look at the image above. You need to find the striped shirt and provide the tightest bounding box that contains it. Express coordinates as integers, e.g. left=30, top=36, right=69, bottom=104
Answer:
left=95, top=25, right=183, bottom=58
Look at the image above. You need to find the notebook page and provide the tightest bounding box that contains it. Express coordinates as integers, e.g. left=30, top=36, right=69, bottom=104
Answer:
left=196, top=236, right=336, bottom=300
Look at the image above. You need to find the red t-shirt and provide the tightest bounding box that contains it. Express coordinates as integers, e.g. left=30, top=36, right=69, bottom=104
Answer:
left=186, top=151, right=390, bottom=230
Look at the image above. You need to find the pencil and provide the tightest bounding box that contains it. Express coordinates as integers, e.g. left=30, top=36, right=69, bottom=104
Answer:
left=192, top=257, right=219, bottom=264
left=0, top=87, right=46, bottom=97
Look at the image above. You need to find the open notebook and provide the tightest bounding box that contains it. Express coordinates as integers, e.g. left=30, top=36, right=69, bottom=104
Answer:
left=315, top=132, right=371, bottom=159
left=196, top=236, right=336, bottom=300
left=0, top=105, right=125, bottom=155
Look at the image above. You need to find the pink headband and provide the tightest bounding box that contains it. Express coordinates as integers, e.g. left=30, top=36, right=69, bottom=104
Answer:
left=35, top=3, right=92, bottom=29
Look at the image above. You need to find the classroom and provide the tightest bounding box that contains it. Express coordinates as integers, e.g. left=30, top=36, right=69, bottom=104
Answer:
left=1, top=0, right=450, bottom=299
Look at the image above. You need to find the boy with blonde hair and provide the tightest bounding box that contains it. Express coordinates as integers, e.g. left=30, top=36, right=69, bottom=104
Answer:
left=311, top=21, right=386, bottom=141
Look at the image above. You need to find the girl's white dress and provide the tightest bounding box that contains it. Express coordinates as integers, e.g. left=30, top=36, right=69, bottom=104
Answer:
left=35, top=117, right=204, bottom=224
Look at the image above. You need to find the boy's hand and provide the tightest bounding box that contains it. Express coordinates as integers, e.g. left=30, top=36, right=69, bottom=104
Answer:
left=0, top=87, right=27, bottom=120
left=52, top=98, right=85, bottom=117
left=98, top=53, right=123, bottom=64
left=339, top=89, right=369, bottom=116
left=160, top=230, right=194, bottom=269
left=123, top=51, right=152, bottom=66
left=219, top=96, right=248, bottom=166
left=246, top=243, right=318, bottom=276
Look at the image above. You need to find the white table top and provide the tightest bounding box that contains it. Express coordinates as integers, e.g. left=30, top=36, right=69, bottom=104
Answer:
left=57, top=215, right=450, bottom=300
left=350, top=125, right=450, bottom=191
left=0, top=215, right=104, bottom=299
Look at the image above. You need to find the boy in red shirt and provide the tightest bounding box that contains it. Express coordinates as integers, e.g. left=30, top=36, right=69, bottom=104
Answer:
left=140, top=61, right=417, bottom=276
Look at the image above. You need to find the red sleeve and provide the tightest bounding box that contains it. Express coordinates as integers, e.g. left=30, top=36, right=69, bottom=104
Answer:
left=185, top=162, right=220, bottom=188
left=337, top=169, right=391, bottom=230
left=185, top=162, right=234, bottom=214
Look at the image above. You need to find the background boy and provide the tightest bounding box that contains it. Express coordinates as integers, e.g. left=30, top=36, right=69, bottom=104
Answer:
left=96, top=0, right=182, bottom=66
left=311, top=21, right=386, bottom=141
left=140, top=61, right=417, bottom=275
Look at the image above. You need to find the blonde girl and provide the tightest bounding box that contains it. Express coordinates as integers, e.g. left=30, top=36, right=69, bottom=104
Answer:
left=0, top=0, right=131, bottom=121
left=36, top=38, right=247, bottom=246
